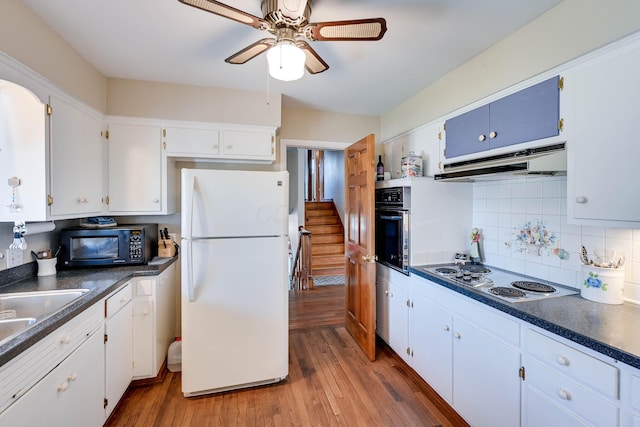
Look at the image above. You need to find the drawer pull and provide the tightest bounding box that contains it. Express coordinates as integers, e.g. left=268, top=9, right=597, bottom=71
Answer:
left=557, top=388, right=572, bottom=400
left=68, top=373, right=77, bottom=382
left=57, top=381, right=69, bottom=392
left=60, top=335, right=71, bottom=345
left=556, top=355, right=570, bottom=366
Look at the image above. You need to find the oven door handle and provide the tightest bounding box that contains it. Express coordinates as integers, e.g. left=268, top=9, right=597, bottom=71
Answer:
left=378, top=214, right=404, bottom=220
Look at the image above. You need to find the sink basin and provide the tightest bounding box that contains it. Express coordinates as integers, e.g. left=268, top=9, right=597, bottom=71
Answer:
left=0, top=289, right=89, bottom=346
left=0, top=317, right=37, bottom=339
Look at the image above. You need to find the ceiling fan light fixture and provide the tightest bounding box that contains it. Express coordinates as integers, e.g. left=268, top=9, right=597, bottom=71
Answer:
left=266, top=40, right=305, bottom=81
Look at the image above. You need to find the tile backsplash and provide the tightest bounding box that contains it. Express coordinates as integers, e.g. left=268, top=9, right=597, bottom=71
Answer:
left=472, top=175, right=640, bottom=304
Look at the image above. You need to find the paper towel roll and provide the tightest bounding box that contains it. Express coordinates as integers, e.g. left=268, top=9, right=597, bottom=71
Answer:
left=24, top=221, right=56, bottom=235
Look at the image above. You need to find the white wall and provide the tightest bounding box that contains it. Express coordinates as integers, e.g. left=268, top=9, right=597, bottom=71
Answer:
left=472, top=176, right=640, bottom=304
left=322, top=150, right=345, bottom=225
left=0, top=0, right=107, bottom=112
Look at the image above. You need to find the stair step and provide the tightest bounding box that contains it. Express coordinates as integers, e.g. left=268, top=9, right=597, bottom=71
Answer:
left=312, top=266, right=345, bottom=277
left=306, top=209, right=335, bottom=217
left=305, top=201, right=334, bottom=210
left=312, top=254, right=345, bottom=267
left=306, top=216, right=339, bottom=225
left=312, top=243, right=345, bottom=255
left=306, top=224, right=343, bottom=235
left=313, top=234, right=344, bottom=244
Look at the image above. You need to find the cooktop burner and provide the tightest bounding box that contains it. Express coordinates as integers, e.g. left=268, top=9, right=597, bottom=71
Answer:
left=511, top=281, right=556, bottom=293
left=421, top=263, right=578, bottom=303
left=489, top=287, right=527, bottom=298
left=460, top=265, right=492, bottom=274
left=434, top=267, right=458, bottom=275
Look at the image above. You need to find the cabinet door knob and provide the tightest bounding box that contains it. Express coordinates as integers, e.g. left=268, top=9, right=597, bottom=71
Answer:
left=153, top=199, right=160, bottom=203
left=57, top=381, right=69, bottom=392
left=388, top=292, right=393, bottom=298
left=454, top=332, right=461, bottom=339
left=60, top=335, right=71, bottom=344
left=478, top=134, right=486, bottom=142
left=575, top=196, right=588, bottom=204
left=443, top=325, right=450, bottom=331
left=489, top=131, right=497, bottom=139
left=68, top=373, right=77, bottom=382
left=556, top=355, right=570, bottom=366
left=557, top=388, right=572, bottom=400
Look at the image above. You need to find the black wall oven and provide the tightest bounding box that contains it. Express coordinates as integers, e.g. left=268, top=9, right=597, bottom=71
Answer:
left=375, top=187, right=410, bottom=275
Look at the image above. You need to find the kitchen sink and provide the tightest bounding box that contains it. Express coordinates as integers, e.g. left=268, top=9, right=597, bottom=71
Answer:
left=0, top=289, right=89, bottom=346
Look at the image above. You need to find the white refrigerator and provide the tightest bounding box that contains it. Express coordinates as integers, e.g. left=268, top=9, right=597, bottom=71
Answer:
left=180, top=169, right=289, bottom=397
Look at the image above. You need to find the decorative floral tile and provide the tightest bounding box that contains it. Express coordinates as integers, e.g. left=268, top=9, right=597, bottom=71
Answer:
left=504, top=219, right=568, bottom=259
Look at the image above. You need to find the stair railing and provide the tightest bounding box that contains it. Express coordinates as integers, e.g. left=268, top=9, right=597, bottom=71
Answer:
left=290, top=226, right=313, bottom=290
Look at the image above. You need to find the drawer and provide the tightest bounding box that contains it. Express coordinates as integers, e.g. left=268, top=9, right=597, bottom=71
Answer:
left=632, top=373, right=640, bottom=411
left=106, top=282, right=132, bottom=319
left=526, top=329, right=619, bottom=398
left=0, top=302, right=103, bottom=414
left=526, top=357, right=619, bottom=427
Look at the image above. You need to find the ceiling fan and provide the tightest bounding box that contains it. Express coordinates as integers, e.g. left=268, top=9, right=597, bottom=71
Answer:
left=177, top=0, right=387, bottom=80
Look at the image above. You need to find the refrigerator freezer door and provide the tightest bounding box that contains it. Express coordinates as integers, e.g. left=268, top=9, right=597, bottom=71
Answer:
left=181, top=236, right=288, bottom=396
left=182, top=169, right=289, bottom=238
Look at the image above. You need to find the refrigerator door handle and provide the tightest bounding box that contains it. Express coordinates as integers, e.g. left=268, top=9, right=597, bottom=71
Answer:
left=184, top=173, right=197, bottom=302
left=185, top=238, right=196, bottom=302
left=184, top=174, right=196, bottom=240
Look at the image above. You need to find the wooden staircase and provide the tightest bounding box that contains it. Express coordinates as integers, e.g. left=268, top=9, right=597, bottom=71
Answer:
left=305, top=201, right=345, bottom=277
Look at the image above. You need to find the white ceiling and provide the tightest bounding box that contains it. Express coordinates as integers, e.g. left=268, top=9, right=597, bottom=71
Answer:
left=20, top=0, right=562, bottom=116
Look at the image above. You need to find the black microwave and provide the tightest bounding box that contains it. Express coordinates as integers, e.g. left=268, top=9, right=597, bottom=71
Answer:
left=59, top=224, right=158, bottom=268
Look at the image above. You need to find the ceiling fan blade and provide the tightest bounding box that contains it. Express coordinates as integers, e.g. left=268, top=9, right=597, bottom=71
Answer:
left=178, top=0, right=267, bottom=29
left=305, top=18, right=387, bottom=41
left=296, top=41, right=329, bottom=74
left=225, top=38, right=275, bottom=64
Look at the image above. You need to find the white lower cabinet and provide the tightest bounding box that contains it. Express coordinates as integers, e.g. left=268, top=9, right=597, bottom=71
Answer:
left=375, top=265, right=409, bottom=361
left=409, top=278, right=521, bottom=427
left=104, top=283, right=133, bottom=419
left=0, top=324, right=105, bottom=426
left=452, top=316, right=521, bottom=427
left=409, top=292, right=453, bottom=403
left=132, top=263, right=177, bottom=379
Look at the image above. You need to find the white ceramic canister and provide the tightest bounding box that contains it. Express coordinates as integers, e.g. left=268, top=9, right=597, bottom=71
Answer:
left=580, top=264, right=625, bottom=304
left=36, top=257, right=57, bottom=276
left=401, top=151, right=423, bottom=178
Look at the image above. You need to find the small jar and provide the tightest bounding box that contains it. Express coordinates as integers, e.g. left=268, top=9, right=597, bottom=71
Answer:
left=401, top=151, right=423, bottom=178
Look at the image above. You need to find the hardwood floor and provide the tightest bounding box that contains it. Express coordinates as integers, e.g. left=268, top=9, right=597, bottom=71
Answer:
left=106, top=285, right=465, bottom=426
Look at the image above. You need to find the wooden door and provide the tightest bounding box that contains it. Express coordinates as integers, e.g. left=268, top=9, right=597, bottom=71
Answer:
left=344, top=134, right=377, bottom=361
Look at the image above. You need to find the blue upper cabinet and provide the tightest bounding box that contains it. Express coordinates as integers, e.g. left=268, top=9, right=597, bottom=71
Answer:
left=443, top=104, right=491, bottom=158
left=445, top=75, right=561, bottom=159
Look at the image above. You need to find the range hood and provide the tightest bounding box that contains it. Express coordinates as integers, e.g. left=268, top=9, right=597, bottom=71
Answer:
left=434, top=143, right=566, bottom=182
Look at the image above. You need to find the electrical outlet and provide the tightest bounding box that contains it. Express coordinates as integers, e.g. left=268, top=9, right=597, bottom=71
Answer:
left=6, top=249, right=23, bottom=268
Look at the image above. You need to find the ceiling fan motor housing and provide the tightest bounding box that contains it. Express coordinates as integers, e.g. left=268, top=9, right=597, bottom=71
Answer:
left=261, top=0, right=312, bottom=28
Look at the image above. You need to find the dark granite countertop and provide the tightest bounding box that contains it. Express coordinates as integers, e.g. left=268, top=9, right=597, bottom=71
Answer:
left=0, top=258, right=178, bottom=368
left=410, top=265, right=640, bottom=370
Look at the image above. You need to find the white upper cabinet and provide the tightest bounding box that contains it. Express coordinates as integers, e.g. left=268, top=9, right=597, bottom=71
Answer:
left=48, top=95, right=104, bottom=217
left=220, top=128, right=275, bottom=161
left=162, top=123, right=275, bottom=163
left=566, top=36, right=640, bottom=228
left=0, top=80, right=47, bottom=222
left=107, top=122, right=163, bottom=214
left=163, top=126, right=219, bottom=157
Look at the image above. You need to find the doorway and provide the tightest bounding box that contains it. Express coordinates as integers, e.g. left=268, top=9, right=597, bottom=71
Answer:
left=282, top=139, right=348, bottom=288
